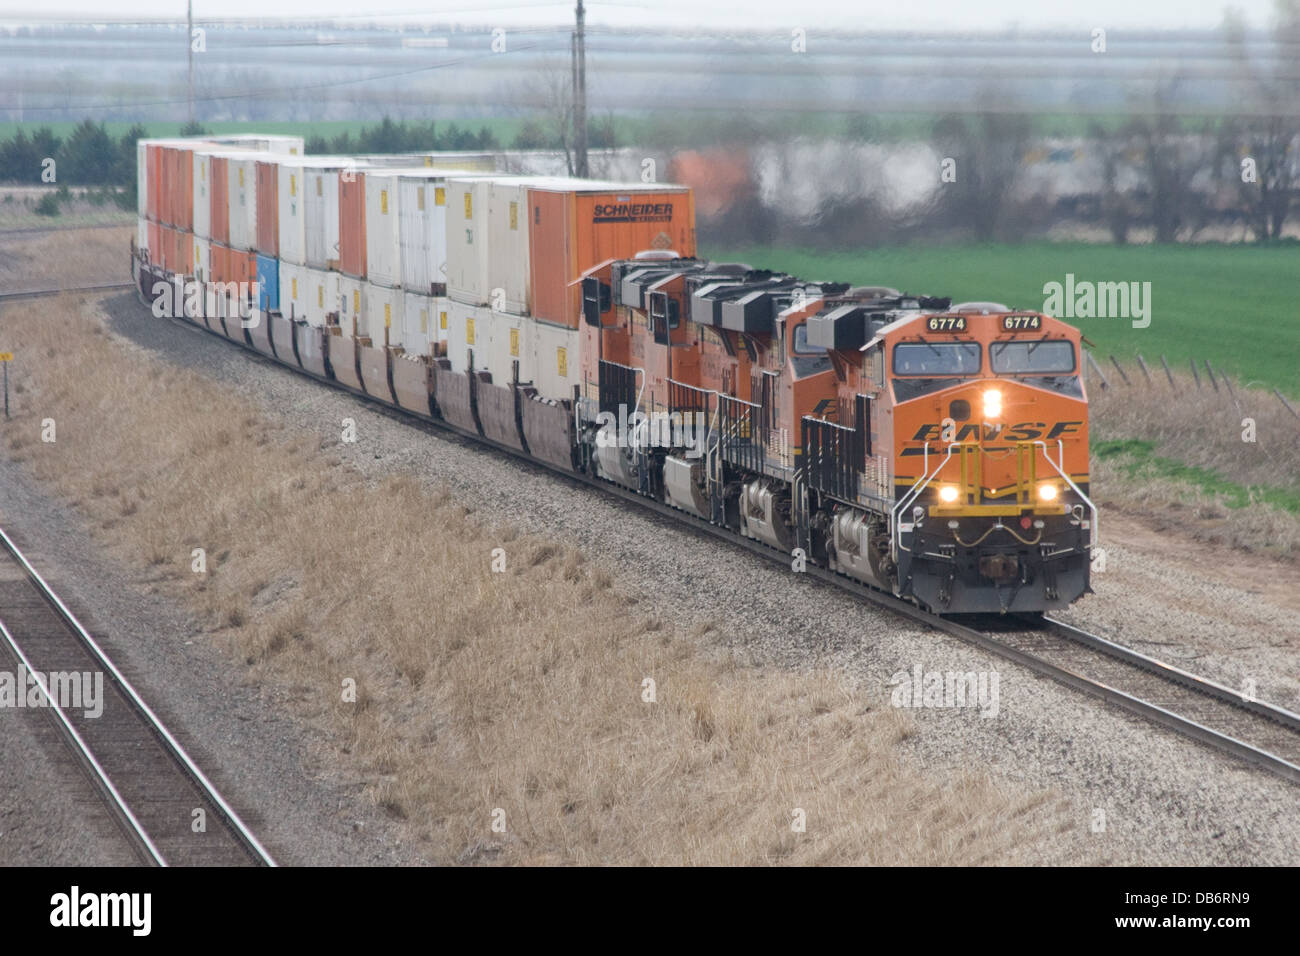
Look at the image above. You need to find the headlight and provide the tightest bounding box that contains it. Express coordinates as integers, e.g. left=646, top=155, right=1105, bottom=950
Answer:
left=983, top=388, right=1002, bottom=419
left=938, top=485, right=959, bottom=503
left=1038, top=483, right=1058, bottom=501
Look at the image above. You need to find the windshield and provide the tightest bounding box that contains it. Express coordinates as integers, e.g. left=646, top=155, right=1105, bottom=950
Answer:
left=990, top=340, right=1075, bottom=374
left=792, top=324, right=825, bottom=355
left=893, top=342, right=981, bottom=376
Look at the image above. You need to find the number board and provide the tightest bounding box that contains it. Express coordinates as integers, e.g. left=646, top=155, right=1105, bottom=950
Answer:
left=1002, top=314, right=1042, bottom=331
left=0, top=352, right=13, bottom=362
left=926, top=316, right=966, bottom=332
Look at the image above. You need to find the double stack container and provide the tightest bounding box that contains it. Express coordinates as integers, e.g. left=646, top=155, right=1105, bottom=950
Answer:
left=226, top=153, right=260, bottom=252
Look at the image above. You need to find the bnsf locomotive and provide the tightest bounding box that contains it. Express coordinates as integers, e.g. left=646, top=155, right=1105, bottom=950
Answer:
left=575, top=261, right=1095, bottom=614
left=134, top=137, right=1095, bottom=616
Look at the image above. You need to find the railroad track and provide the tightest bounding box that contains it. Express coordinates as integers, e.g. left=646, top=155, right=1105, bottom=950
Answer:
left=0, top=282, right=134, bottom=303
left=147, top=294, right=1300, bottom=785
left=0, top=524, right=276, bottom=866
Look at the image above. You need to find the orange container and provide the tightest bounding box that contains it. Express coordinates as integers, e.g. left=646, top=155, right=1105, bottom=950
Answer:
left=210, top=156, right=230, bottom=244
left=174, top=229, right=193, bottom=276
left=528, top=185, right=695, bottom=328
left=210, top=242, right=230, bottom=284
left=146, top=144, right=160, bottom=221
left=338, top=171, right=367, bottom=277
left=176, top=146, right=194, bottom=231
left=255, top=159, right=279, bottom=256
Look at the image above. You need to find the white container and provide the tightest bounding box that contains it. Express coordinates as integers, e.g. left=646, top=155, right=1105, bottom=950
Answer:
left=445, top=299, right=491, bottom=373
left=304, top=165, right=342, bottom=270
left=192, top=149, right=211, bottom=239
left=364, top=170, right=403, bottom=289
left=227, top=155, right=258, bottom=252
left=531, top=319, right=580, bottom=402
left=210, top=133, right=304, bottom=155
left=278, top=261, right=306, bottom=322
left=363, top=281, right=403, bottom=345
left=337, top=274, right=367, bottom=337
left=136, top=216, right=148, bottom=256
left=400, top=291, right=435, bottom=355
left=482, top=309, right=531, bottom=386
left=398, top=170, right=496, bottom=296
left=444, top=177, right=494, bottom=307
left=298, top=266, right=338, bottom=328
left=277, top=162, right=307, bottom=266
left=486, top=177, right=536, bottom=315
left=192, top=235, right=210, bottom=283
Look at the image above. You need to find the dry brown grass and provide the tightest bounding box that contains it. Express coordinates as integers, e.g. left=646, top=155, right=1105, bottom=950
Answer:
left=0, top=295, right=1068, bottom=865
left=0, top=226, right=134, bottom=291
left=1090, top=374, right=1300, bottom=561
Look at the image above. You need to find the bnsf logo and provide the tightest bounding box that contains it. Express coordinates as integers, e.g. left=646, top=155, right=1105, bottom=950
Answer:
left=593, top=202, right=674, bottom=222
left=910, top=421, right=1084, bottom=442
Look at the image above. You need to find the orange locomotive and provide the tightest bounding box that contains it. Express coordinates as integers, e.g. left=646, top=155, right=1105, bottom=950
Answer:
left=578, top=257, right=1095, bottom=614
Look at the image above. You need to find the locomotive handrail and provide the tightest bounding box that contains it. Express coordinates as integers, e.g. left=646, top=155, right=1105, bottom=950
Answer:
left=890, top=442, right=959, bottom=559
left=1034, top=439, right=1099, bottom=551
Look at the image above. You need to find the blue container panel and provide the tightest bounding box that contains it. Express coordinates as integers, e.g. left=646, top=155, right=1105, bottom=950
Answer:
left=256, top=254, right=280, bottom=313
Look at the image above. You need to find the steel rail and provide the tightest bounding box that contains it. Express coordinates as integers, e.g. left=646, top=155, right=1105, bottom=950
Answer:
left=0, top=524, right=278, bottom=866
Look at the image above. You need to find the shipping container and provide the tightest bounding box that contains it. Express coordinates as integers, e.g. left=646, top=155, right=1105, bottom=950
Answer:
left=277, top=156, right=349, bottom=267
left=337, top=274, right=366, bottom=336
left=147, top=220, right=161, bottom=266
left=302, top=266, right=339, bottom=328
left=397, top=169, right=494, bottom=296
left=531, top=320, right=581, bottom=402
left=483, top=308, right=532, bottom=386
left=363, top=169, right=403, bottom=288
left=338, top=171, right=367, bottom=278
left=278, top=261, right=306, bottom=322
left=528, top=178, right=695, bottom=329
left=399, top=291, right=432, bottom=355
left=227, top=154, right=259, bottom=251
left=444, top=177, right=493, bottom=307
left=209, top=133, right=304, bottom=155
left=136, top=141, right=149, bottom=218
left=445, top=299, right=491, bottom=374
left=192, top=149, right=211, bottom=238
left=209, top=154, right=231, bottom=244
left=487, top=176, right=541, bottom=315
left=256, top=253, right=280, bottom=314
left=136, top=217, right=149, bottom=258
left=193, top=235, right=210, bottom=284
left=354, top=152, right=494, bottom=170
left=255, top=158, right=280, bottom=256
left=361, top=281, right=403, bottom=346
left=304, top=165, right=342, bottom=270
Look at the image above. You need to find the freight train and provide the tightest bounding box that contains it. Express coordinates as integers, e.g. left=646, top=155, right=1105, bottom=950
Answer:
left=133, top=135, right=1096, bottom=615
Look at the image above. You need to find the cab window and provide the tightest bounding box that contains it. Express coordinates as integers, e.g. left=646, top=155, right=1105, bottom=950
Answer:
left=990, top=340, right=1075, bottom=374
left=789, top=322, right=830, bottom=377
left=893, top=342, right=981, bottom=376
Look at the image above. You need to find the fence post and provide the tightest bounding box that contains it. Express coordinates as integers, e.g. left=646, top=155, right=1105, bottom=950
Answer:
left=1085, top=350, right=1110, bottom=389
left=1136, top=354, right=1153, bottom=386
left=1204, top=360, right=1220, bottom=393
left=1222, top=375, right=1243, bottom=414
left=1159, top=354, right=1176, bottom=389
left=1190, top=359, right=1201, bottom=389
left=1109, top=355, right=1132, bottom=387
left=1275, top=388, right=1300, bottom=420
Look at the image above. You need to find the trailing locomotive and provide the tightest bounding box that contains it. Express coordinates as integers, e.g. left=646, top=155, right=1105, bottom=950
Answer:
left=133, top=136, right=1095, bottom=616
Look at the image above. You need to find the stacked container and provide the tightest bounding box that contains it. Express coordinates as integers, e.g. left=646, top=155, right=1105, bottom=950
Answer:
left=338, top=170, right=367, bottom=278
left=255, top=158, right=280, bottom=257
left=226, top=153, right=260, bottom=252
left=363, top=282, right=403, bottom=346
left=444, top=177, right=492, bottom=307
left=363, top=169, right=404, bottom=289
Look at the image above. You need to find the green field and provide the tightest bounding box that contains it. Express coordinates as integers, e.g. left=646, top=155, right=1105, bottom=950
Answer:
left=705, top=242, right=1300, bottom=394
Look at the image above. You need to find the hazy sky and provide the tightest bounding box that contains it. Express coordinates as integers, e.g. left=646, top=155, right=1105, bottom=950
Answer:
left=0, top=0, right=1283, bottom=32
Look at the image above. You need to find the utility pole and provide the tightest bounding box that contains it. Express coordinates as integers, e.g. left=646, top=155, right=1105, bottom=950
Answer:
left=187, top=0, right=194, bottom=126
left=573, top=0, right=588, bottom=178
